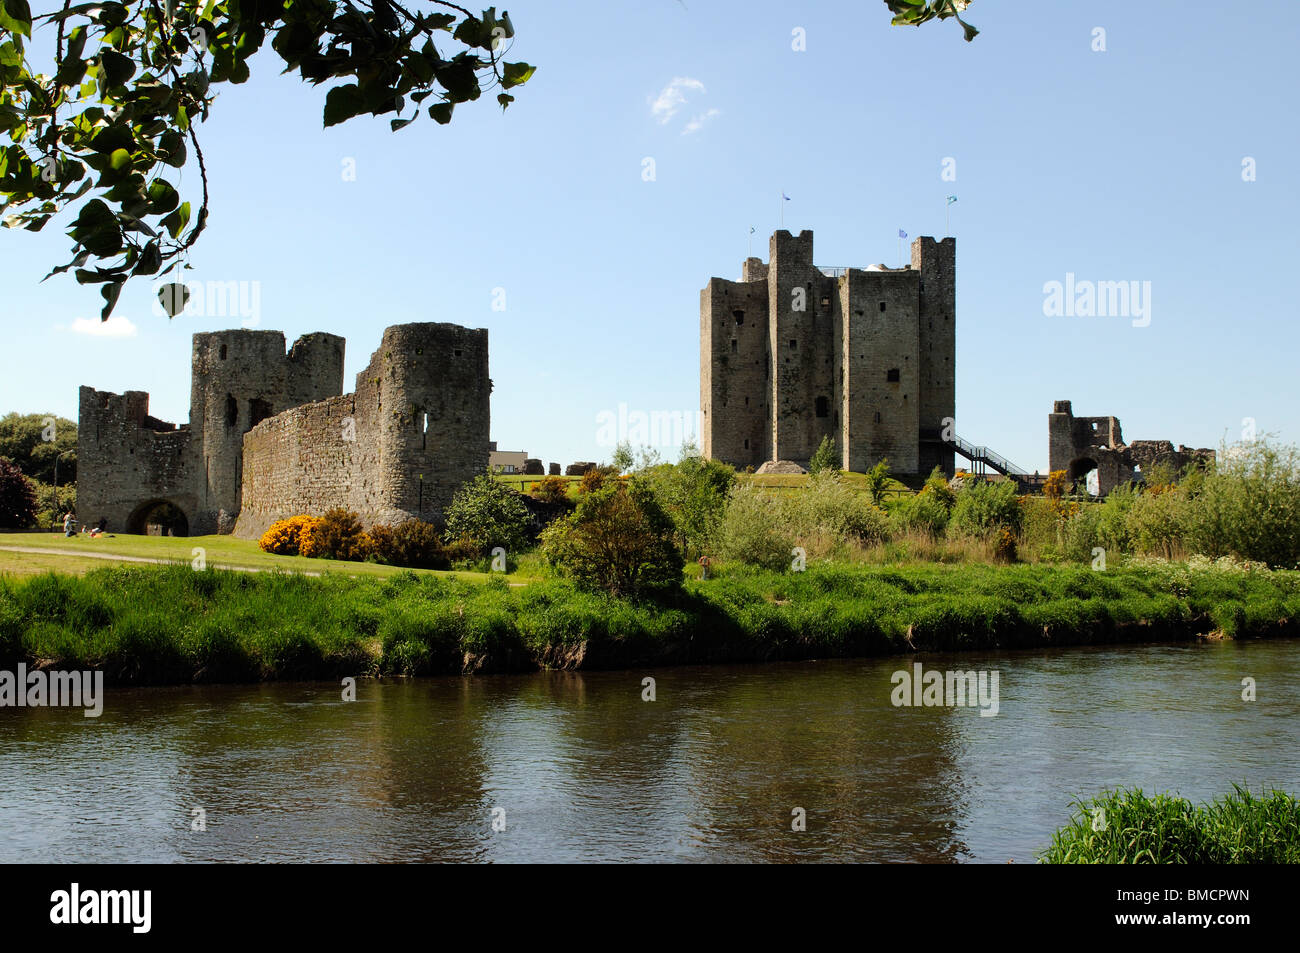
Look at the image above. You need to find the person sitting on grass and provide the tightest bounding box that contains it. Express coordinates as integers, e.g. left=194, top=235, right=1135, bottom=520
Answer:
left=89, top=518, right=107, bottom=538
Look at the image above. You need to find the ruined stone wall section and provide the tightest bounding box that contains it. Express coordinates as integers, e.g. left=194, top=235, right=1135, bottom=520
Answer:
left=189, top=330, right=345, bottom=534
left=76, top=386, right=199, bottom=533
left=1048, top=400, right=1214, bottom=495
left=373, top=323, right=490, bottom=526
left=234, top=394, right=382, bottom=535
left=232, top=323, right=490, bottom=538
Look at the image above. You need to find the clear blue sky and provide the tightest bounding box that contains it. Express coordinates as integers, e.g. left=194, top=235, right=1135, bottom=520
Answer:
left=4, top=0, right=1297, bottom=473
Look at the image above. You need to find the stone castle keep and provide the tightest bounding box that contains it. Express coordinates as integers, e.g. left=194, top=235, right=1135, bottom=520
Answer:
left=700, top=229, right=955, bottom=476
left=78, top=323, right=489, bottom=537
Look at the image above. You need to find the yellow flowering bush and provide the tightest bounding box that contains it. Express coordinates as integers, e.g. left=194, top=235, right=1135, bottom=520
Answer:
left=259, top=515, right=318, bottom=555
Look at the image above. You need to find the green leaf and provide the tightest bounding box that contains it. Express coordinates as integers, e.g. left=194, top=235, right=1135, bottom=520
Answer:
left=428, top=102, right=453, bottom=124
left=100, top=279, right=124, bottom=321
left=497, top=93, right=513, bottom=110
left=108, top=148, right=131, bottom=170
left=99, top=49, right=136, bottom=88
left=69, top=198, right=123, bottom=256
left=146, top=178, right=179, bottom=214
left=323, top=83, right=364, bottom=127
left=501, top=62, right=535, bottom=89
left=157, top=130, right=187, bottom=167
left=159, top=200, right=190, bottom=239
left=390, top=117, right=413, bottom=131
left=0, top=0, right=32, bottom=39
left=133, top=240, right=161, bottom=276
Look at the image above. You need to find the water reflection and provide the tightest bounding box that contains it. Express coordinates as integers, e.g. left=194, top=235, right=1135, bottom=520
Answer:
left=1, top=640, right=1297, bottom=862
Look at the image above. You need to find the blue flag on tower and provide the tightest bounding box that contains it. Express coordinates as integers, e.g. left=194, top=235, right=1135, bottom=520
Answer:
left=782, top=193, right=790, bottom=201
left=749, top=226, right=755, bottom=234
left=898, top=229, right=907, bottom=239
left=947, top=195, right=958, bottom=205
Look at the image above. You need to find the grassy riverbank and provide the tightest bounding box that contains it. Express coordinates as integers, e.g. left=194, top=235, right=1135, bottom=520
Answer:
left=2, top=558, right=1297, bottom=683
left=1042, top=785, right=1300, bottom=863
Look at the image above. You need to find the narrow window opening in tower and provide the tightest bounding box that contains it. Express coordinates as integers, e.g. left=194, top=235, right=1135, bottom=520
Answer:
left=744, top=396, right=749, bottom=406
left=733, top=310, right=744, bottom=325
left=744, top=438, right=750, bottom=450
left=454, top=348, right=463, bottom=357
left=820, top=297, right=830, bottom=310
left=422, top=412, right=428, bottom=451
left=219, top=344, right=227, bottom=360
left=225, top=394, right=237, bottom=428
left=875, top=412, right=882, bottom=423
left=855, top=310, right=863, bottom=317
left=731, top=339, right=738, bottom=354
left=789, top=339, right=797, bottom=349
left=815, top=396, right=829, bottom=418
left=887, top=368, right=900, bottom=383
left=248, top=397, right=272, bottom=430
left=879, top=302, right=886, bottom=312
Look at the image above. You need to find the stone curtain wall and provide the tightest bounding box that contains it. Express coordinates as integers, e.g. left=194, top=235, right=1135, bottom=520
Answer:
left=232, top=323, right=490, bottom=539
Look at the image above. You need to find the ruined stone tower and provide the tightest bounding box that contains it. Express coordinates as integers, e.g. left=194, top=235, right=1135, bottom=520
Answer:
left=77, top=323, right=489, bottom=537
left=700, top=230, right=955, bottom=477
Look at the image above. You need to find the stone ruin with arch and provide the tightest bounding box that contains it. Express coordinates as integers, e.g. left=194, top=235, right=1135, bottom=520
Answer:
left=1048, top=400, right=1215, bottom=496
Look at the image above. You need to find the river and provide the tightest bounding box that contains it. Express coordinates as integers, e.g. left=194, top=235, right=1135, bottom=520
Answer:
left=2, top=640, right=1297, bottom=862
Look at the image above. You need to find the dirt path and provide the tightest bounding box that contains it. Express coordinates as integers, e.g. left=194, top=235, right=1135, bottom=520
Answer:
left=0, top=545, right=527, bottom=584
left=0, top=545, right=322, bottom=576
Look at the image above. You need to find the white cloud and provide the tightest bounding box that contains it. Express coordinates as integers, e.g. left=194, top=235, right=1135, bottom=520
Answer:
left=650, top=77, right=705, bottom=124
left=682, top=108, right=721, bottom=135
left=68, top=315, right=138, bottom=338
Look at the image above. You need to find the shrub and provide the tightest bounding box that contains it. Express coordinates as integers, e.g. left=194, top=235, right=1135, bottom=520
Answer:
left=1183, top=441, right=1300, bottom=568
left=993, top=527, right=1018, bottom=562
left=540, top=478, right=684, bottom=597
left=300, top=508, right=371, bottom=561
left=808, top=435, right=838, bottom=475
left=1062, top=504, right=1102, bottom=562
left=529, top=475, right=572, bottom=506
left=640, top=447, right=736, bottom=558
left=1126, top=486, right=1189, bottom=559
left=1096, top=482, right=1137, bottom=553
left=893, top=489, right=950, bottom=538
left=785, top=470, right=890, bottom=546
left=368, top=520, right=448, bottom=569
left=714, top=482, right=794, bottom=570
left=863, top=457, right=891, bottom=506
left=949, top=479, right=1023, bottom=539
left=0, top=457, right=37, bottom=529
left=578, top=465, right=618, bottom=495
left=259, top=514, right=318, bottom=555
left=444, top=472, right=532, bottom=554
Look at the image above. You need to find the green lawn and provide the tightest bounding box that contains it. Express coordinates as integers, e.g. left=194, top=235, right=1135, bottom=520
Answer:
left=0, top=531, right=505, bottom=582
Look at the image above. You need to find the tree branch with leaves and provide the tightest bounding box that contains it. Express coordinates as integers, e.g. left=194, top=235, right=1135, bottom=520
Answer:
left=0, top=0, right=535, bottom=319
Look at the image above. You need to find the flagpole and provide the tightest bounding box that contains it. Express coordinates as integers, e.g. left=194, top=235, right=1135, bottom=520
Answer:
left=946, top=201, right=950, bottom=238
left=779, top=192, right=783, bottom=229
